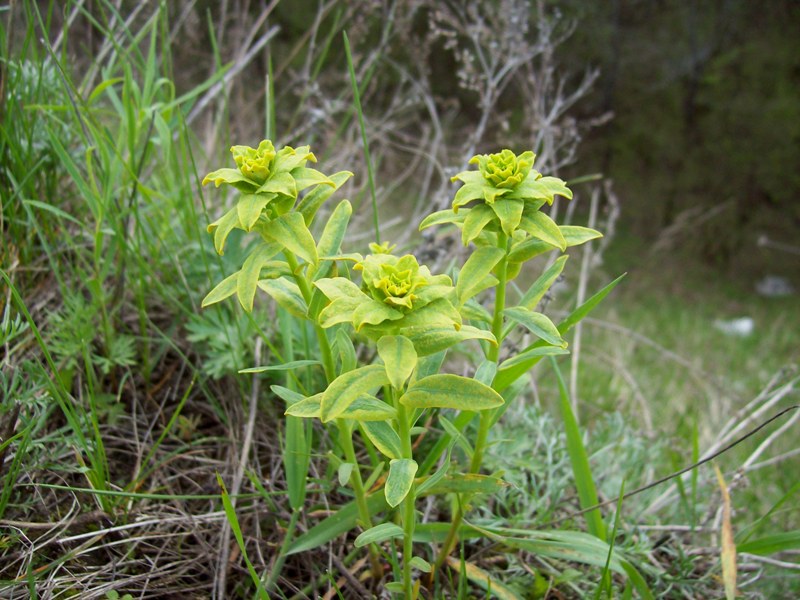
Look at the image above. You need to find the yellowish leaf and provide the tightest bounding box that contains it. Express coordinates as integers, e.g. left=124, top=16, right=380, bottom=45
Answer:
left=714, top=464, right=737, bottom=600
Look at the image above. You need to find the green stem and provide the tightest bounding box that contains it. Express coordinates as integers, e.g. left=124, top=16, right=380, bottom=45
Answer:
left=285, top=252, right=336, bottom=383
left=472, top=230, right=507, bottom=473
left=338, top=421, right=382, bottom=578
left=433, top=231, right=509, bottom=577
left=395, top=392, right=416, bottom=597
left=285, top=252, right=379, bottom=575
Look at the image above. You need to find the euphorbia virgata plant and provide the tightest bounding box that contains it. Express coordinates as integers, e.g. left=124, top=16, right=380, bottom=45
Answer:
left=202, top=142, right=627, bottom=597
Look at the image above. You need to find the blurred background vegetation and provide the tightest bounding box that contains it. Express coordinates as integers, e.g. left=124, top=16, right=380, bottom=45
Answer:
left=1, top=0, right=798, bottom=597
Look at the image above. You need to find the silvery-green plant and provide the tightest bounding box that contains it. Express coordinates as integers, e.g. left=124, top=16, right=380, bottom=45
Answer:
left=202, top=141, right=614, bottom=597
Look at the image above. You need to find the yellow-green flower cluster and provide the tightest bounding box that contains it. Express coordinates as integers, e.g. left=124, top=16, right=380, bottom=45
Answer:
left=231, top=140, right=276, bottom=184
left=439, top=148, right=573, bottom=243
left=472, top=149, right=534, bottom=189
left=356, top=253, right=436, bottom=312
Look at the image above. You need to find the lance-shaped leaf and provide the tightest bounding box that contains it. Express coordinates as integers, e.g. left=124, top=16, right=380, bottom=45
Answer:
left=400, top=374, right=503, bottom=411
left=258, top=211, right=318, bottom=265
left=341, top=395, right=397, bottom=421
left=361, top=420, right=403, bottom=459
left=355, top=523, right=404, bottom=547
left=316, top=278, right=371, bottom=327
left=297, top=170, right=353, bottom=225
left=498, top=345, right=569, bottom=372
left=320, top=364, right=389, bottom=422
left=237, top=193, right=276, bottom=231
left=353, top=299, right=404, bottom=330
left=460, top=299, right=493, bottom=324
left=452, top=183, right=488, bottom=210
left=461, top=203, right=496, bottom=245
left=385, top=458, right=418, bottom=508
left=202, top=272, right=239, bottom=307
left=504, top=306, right=567, bottom=348
left=202, top=167, right=257, bottom=190
left=291, top=166, right=335, bottom=192
left=474, top=360, right=497, bottom=387
left=207, top=207, right=242, bottom=255
left=403, top=325, right=496, bottom=356
left=519, top=211, right=567, bottom=251
left=489, top=198, right=524, bottom=236
left=258, top=277, right=307, bottom=318
left=285, top=393, right=323, bottom=418
left=256, top=170, right=296, bottom=198
left=271, top=385, right=304, bottom=405
left=410, top=557, right=432, bottom=573
left=519, top=254, right=569, bottom=311
left=310, top=200, right=352, bottom=281
left=508, top=237, right=555, bottom=263
left=237, top=242, right=283, bottom=312
left=471, top=526, right=652, bottom=598
left=378, top=335, right=417, bottom=391
left=509, top=175, right=573, bottom=204
left=561, top=225, right=602, bottom=246
left=456, top=246, right=505, bottom=305
left=494, top=273, right=626, bottom=392
left=334, top=328, right=357, bottom=373
left=419, top=209, right=467, bottom=231
left=338, top=463, right=354, bottom=486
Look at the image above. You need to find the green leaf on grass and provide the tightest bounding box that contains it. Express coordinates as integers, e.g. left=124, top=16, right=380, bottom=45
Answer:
left=258, top=277, right=307, bottom=317
left=311, top=199, right=352, bottom=281
left=385, top=458, right=418, bottom=507
left=341, top=395, right=396, bottom=421
left=519, top=211, right=566, bottom=250
left=519, top=254, right=569, bottom=311
left=202, top=272, right=239, bottom=307
left=338, top=462, right=354, bottom=486
left=456, top=246, right=505, bottom=305
left=419, top=209, right=467, bottom=231
left=504, top=306, right=566, bottom=348
left=378, top=335, right=417, bottom=390
left=284, top=394, right=322, bottom=418
left=361, top=421, right=403, bottom=459
left=320, top=364, right=388, bottom=422
left=738, top=531, right=800, bottom=555
left=461, top=203, right=496, bottom=245
left=403, top=325, right=496, bottom=356
left=409, top=556, right=432, bottom=573
left=237, top=243, right=284, bottom=312
left=401, top=374, right=503, bottom=411
left=354, top=523, right=404, bottom=547
left=258, top=211, right=318, bottom=265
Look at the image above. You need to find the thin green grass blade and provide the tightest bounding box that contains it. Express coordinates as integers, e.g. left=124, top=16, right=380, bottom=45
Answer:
left=595, top=481, right=625, bottom=600
left=342, top=31, right=380, bottom=243
left=217, top=474, right=269, bottom=599
left=550, top=356, right=606, bottom=540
